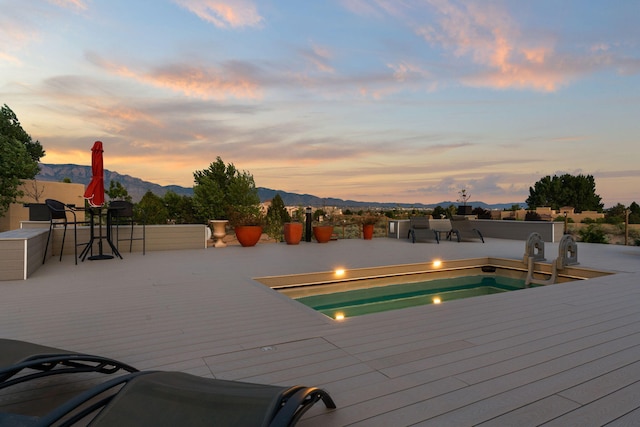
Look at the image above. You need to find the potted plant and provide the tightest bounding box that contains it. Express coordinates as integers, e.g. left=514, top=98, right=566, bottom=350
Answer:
left=227, top=205, right=265, bottom=247
left=283, top=222, right=303, bottom=245
left=312, top=219, right=334, bottom=243
left=457, top=188, right=473, bottom=215
left=283, top=206, right=305, bottom=245
left=360, top=215, right=378, bottom=240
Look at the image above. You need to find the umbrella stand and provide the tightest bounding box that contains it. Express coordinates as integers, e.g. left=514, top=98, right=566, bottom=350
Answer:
left=81, top=141, right=123, bottom=261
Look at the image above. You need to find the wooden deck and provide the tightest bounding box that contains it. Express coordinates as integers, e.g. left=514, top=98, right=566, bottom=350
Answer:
left=1, top=238, right=640, bottom=425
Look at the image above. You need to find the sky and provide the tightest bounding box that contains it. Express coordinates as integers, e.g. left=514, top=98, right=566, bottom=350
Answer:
left=1, top=0, right=639, bottom=207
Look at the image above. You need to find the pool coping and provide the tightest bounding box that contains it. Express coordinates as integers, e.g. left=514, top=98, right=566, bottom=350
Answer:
left=254, top=256, right=615, bottom=295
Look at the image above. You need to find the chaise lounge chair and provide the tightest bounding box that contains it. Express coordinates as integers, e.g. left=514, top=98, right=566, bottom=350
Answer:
left=0, top=338, right=138, bottom=390
left=449, top=216, right=485, bottom=243
left=408, top=216, right=440, bottom=243
left=0, top=370, right=336, bottom=426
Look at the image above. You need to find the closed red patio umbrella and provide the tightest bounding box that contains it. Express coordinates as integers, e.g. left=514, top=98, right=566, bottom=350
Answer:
left=84, top=141, right=105, bottom=207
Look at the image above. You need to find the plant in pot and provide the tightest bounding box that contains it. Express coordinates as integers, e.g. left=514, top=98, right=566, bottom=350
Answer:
left=456, top=188, right=473, bottom=215
left=227, top=204, right=265, bottom=247
left=360, top=215, right=379, bottom=240
left=312, top=217, right=334, bottom=243
left=283, top=206, right=305, bottom=245
left=264, top=194, right=300, bottom=244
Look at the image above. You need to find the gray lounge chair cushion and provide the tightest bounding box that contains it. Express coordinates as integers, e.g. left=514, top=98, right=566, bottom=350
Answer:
left=92, top=372, right=294, bottom=426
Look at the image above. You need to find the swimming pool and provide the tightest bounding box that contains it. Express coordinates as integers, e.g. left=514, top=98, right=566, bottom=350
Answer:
left=254, top=257, right=613, bottom=319
left=295, top=275, right=527, bottom=318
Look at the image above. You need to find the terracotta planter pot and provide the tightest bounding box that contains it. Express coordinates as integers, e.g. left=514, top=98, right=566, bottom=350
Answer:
left=313, top=225, right=334, bottom=243
left=234, top=225, right=262, bottom=247
left=362, top=224, right=374, bottom=240
left=283, top=222, right=303, bottom=245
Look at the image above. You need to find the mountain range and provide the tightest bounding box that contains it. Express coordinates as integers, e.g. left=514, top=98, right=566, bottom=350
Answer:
left=36, top=163, right=523, bottom=210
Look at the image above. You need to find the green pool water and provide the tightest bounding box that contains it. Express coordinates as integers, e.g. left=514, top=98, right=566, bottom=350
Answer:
left=295, top=275, right=528, bottom=319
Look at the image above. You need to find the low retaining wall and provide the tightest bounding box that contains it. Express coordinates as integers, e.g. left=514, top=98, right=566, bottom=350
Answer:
left=0, top=228, right=49, bottom=280
left=388, top=219, right=564, bottom=242
left=472, top=219, right=564, bottom=242
left=21, top=222, right=208, bottom=258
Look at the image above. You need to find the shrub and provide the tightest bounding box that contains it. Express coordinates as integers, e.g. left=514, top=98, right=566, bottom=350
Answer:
left=578, top=224, right=609, bottom=244
left=525, top=211, right=541, bottom=221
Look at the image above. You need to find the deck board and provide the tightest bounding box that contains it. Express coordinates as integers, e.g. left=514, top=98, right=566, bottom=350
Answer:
left=1, top=238, right=640, bottom=425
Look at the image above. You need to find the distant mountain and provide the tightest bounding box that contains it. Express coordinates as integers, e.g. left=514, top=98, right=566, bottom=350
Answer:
left=37, top=163, right=194, bottom=202
left=36, top=163, right=523, bottom=210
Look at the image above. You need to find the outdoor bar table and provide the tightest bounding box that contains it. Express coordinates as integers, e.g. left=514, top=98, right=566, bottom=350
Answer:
left=80, top=206, right=123, bottom=261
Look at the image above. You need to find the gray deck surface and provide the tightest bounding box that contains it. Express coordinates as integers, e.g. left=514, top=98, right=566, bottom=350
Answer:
left=1, top=237, right=640, bottom=426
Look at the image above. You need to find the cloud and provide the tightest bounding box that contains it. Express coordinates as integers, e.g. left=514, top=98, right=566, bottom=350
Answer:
left=173, top=0, right=263, bottom=28
left=46, top=0, right=87, bottom=11
left=416, top=0, right=571, bottom=92
left=387, top=62, right=430, bottom=83
left=340, top=0, right=409, bottom=19
left=298, top=43, right=335, bottom=74
left=86, top=52, right=263, bottom=100
left=0, top=7, right=39, bottom=65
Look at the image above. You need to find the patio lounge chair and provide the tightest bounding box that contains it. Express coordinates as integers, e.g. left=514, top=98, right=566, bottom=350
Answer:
left=408, top=216, right=439, bottom=243
left=0, top=370, right=336, bottom=426
left=0, top=338, right=138, bottom=390
left=449, top=216, right=485, bottom=243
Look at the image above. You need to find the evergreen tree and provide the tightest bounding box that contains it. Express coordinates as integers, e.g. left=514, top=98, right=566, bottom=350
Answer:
left=192, top=157, right=259, bottom=223
left=0, top=105, right=45, bottom=215
left=106, top=180, right=132, bottom=202
left=265, top=194, right=290, bottom=241
left=137, top=191, right=168, bottom=224
left=526, top=174, right=603, bottom=212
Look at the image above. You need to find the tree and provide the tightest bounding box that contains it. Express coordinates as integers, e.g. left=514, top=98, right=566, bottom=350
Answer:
left=0, top=105, right=45, bottom=162
left=22, top=179, right=46, bottom=203
left=605, top=203, right=627, bottom=224
left=0, top=105, right=45, bottom=215
left=629, top=202, right=640, bottom=224
left=137, top=191, right=168, bottom=224
left=192, top=157, right=260, bottom=223
left=431, top=205, right=447, bottom=219
left=526, top=174, right=603, bottom=212
left=265, top=194, right=291, bottom=241
left=164, top=191, right=196, bottom=224
left=106, top=180, right=132, bottom=202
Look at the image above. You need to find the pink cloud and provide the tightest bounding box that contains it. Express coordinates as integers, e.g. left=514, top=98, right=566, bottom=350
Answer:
left=417, top=0, right=566, bottom=92
left=87, top=53, right=262, bottom=100
left=173, top=0, right=263, bottom=28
